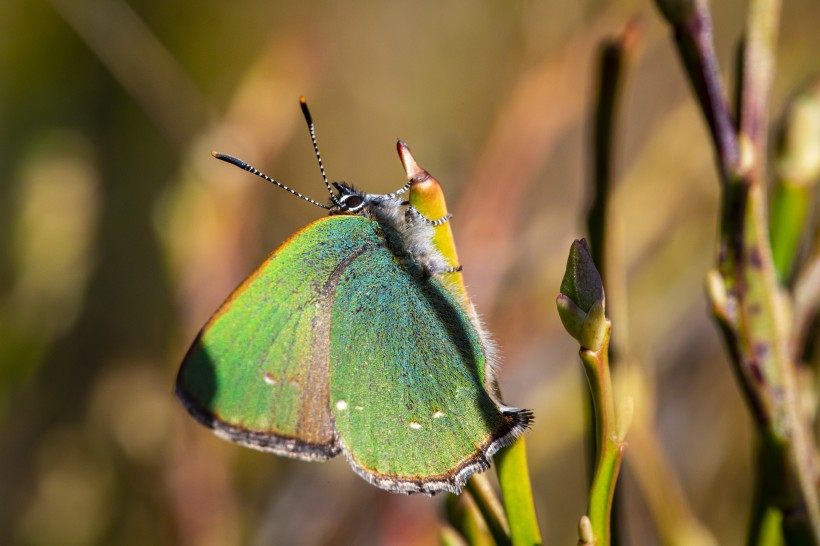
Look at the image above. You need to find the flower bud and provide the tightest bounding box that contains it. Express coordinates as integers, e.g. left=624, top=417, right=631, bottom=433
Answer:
left=557, top=239, right=608, bottom=351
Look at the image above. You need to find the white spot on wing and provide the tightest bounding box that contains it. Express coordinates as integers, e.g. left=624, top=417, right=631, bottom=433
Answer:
left=409, top=421, right=422, bottom=430
left=336, top=400, right=348, bottom=411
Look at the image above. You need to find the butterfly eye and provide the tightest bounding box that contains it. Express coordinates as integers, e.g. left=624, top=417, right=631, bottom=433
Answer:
left=344, top=195, right=365, bottom=210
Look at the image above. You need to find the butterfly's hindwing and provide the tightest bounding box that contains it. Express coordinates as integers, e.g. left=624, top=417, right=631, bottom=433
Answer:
left=176, top=215, right=384, bottom=460
left=326, top=242, right=518, bottom=493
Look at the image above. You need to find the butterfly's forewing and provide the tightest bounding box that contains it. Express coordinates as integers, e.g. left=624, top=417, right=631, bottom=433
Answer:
left=177, top=215, right=384, bottom=460
left=327, top=244, right=521, bottom=494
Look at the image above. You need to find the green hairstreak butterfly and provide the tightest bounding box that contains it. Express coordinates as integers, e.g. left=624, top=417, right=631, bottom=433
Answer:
left=176, top=98, right=532, bottom=494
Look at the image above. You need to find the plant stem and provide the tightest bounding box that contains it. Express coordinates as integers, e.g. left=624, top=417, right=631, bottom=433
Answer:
left=587, top=18, right=641, bottom=286
left=440, top=524, right=471, bottom=546
left=655, top=0, right=740, bottom=181
left=579, top=326, right=626, bottom=546
left=466, top=475, right=512, bottom=546
left=585, top=21, right=641, bottom=545
left=770, top=181, right=811, bottom=282
left=656, top=0, right=820, bottom=541
left=445, top=492, right=496, bottom=546
left=739, top=0, right=781, bottom=158
left=496, top=438, right=542, bottom=546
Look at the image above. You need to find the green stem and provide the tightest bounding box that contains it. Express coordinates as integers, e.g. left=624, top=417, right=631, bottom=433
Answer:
left=748, top=436, right=786, bottom=546
left=770, top=182, right=811, bottom=282
left=756, top=510, right=784, bottom=546
left=440, top=524, right=471, bottom=546
left=579, top=326, right=625, bottom=546
left=466, top=474, right=511, bottom=546
left=734, top=1, right=820, bottom=541
left=496, top=438, right=542, bottom=546
left=445, top=492, right=496, bottom=546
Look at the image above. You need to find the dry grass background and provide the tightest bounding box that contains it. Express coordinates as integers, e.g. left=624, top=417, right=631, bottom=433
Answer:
left=1, top=0, right=818, bottom=544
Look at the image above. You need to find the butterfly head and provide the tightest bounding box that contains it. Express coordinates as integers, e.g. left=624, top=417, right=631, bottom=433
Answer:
left=330, top=182, right=370, bottom=214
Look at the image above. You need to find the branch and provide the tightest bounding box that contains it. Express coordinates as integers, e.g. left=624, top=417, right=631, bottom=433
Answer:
left=654, top=0, right=740, bottom=182
left=656, top=0, right=820, bottom=542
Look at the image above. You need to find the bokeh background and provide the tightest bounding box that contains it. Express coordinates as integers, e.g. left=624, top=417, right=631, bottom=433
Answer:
left=1, top=0, right=818, bottom=544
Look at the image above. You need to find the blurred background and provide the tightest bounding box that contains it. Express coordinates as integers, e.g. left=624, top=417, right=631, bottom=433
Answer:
left=1, top=0, right=818, bottom=544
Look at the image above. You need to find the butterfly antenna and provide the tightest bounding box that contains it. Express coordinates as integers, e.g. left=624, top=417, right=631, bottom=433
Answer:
left=299, top=97, right=341, bottom=207
left=211, top=151, right=330, bottom=210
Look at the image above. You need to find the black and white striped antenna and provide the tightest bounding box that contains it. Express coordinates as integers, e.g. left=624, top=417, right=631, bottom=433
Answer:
left=299, top=97, right=341, bottom=207
left=210, top=152, right=331, bottom=210
left=210, top=96, right=345, bottom=210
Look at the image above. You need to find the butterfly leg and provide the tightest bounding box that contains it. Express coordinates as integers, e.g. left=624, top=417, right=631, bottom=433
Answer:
left=425, top=263, right=463, bottom=277
left=421, top=243, right=463, bottom=276
left=405, top=206, right=452, bottom=227
left=425, top=214, right=453, bottom=227
left=402, top=206, right=462, bottom=276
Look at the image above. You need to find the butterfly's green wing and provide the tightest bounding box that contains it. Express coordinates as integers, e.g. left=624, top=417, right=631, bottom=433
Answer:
left=176, top=215, right=385, bottom=460
left=327, top=244, right=531, bottom=494
left=178, top=213, right=530, bottom=491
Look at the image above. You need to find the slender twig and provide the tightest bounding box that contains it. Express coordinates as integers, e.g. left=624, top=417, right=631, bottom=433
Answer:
left=739, top=0, right=781, bottom=161
left=654, top=0, right=740, bottom=182
left=440, top=524, right=471, bottom=546
left=735, top=2, right=820, bottom=543
left=445, top=493, right=496, bottom=546
left=466, top=475, right=512, bottom=546
left=496, top=439, right=542, bottom=546
left=655, top=0, right=820, bottom=542
left=580, top=328, right=626, bottom=546
left=588, top=20, right=641, bottom=289
left=585, top=22, right=641, bottom=545
left=587, top=18, right=642, bottom=352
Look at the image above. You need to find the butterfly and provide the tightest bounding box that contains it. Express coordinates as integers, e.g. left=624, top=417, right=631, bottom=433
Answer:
left=175, top=97, right=532, bottom=494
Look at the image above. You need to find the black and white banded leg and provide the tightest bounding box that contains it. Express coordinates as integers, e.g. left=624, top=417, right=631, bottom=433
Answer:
left=405, top=205, right=452, bottom=227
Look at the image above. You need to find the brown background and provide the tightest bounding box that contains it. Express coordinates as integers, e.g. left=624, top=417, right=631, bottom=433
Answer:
left=1, top=0, right=818, bottom=544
